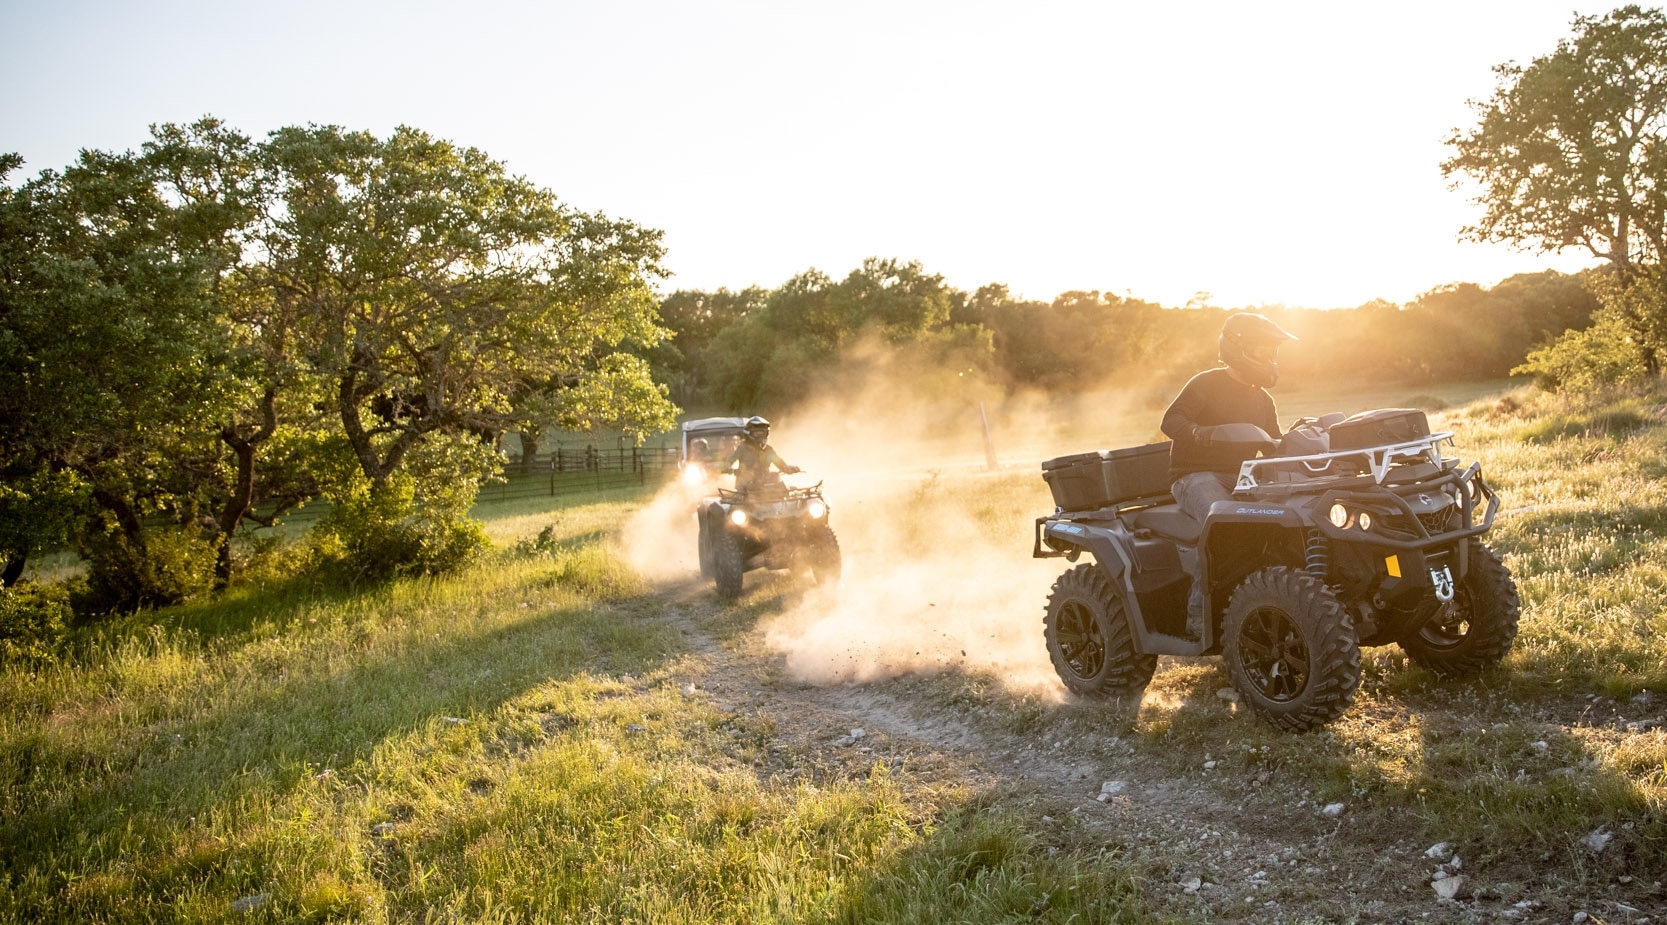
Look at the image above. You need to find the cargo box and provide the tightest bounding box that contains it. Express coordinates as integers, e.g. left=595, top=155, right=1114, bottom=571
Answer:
left=1041, top=451, right=1111, bottom=511
left=1103, top=442, right=1173, bottom=502
left=1329, top=408, right=1429, bottom=451
left=1042, top=442, right=1172, bottom=511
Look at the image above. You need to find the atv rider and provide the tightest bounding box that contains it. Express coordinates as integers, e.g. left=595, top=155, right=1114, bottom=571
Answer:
left=725, top=416, right=800, bottom=493
left=1160, top=312, right=1296, bottom=634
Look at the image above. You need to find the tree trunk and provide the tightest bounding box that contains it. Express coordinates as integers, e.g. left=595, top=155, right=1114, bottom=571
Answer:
left=213, top=389, right=278, bottom=589
left=518, top=426, right=543, bottom=473
left=1, top=552, right=25, bottom=588
left=339, top=362, right=395, bottom=490
left=90, top=485, right=144, bottom=544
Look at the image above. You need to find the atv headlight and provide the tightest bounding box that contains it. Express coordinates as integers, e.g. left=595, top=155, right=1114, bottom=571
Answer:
left=729, top=509, right=748, bottom=527
left=806, top=499, right=827, bottom=519
left=1356, top=511, right=1372, bottom=532
left=1329, top=503, right=1349, bottom=528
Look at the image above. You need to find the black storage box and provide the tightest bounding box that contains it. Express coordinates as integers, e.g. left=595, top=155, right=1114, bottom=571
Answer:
left=1042, top=442, right=1172, bottom=511
left=1329, top=408, right=1430, bottom=451
left=1103, top=442, right=1173, bottom=502
left=1042, top=451, right=1111, bottom=511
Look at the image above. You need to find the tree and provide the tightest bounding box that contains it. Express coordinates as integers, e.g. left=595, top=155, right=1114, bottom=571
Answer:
left=651, top=286, right=766, bottom=410
left=3, top=117, right=685, bottom=601
left=0, top=149, right=239, bottom=604
left=255, top=124, right=677, bottom=535
left=1445, top=6, right=1667, bottom=383
left=1443, top=5, right=1667, bottom=272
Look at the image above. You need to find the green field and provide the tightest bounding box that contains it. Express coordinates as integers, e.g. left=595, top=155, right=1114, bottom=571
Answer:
left=2, top=383, right=1664, bottom=923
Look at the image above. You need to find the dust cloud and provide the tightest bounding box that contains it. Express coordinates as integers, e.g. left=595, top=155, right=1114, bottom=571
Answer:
left=623, top=336, right=1179, bottom=695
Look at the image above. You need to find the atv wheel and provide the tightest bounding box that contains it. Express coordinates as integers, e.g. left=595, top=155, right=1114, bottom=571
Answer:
left=804, top=524, right=841, bottom=586
left=1398, top=543, right=1520, bottom=678
left=1043, top=564, right=1157, bottom=698
left=713, top=526, right=745, bottom=600
left=1224, top=566, right=1361, bottom=733
left=697, top=512, right=716, bottom=580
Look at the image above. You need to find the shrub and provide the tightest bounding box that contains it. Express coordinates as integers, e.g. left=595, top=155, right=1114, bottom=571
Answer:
left=310, top=479, right=488, bottom=585
left=75, top=527, right=217, bottom=615
left=0, top=581, right=72, bottom=663
left=1513, top=310, right=1650, bottom=392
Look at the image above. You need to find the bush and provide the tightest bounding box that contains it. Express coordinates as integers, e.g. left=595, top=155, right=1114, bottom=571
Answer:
left=1514, top=310, right=1651, bottom=392
left=0, top=581, right=72, bottom=663
left=310, top=480, right=488, bottom=585
left=76, top=527, right=217, bottom=615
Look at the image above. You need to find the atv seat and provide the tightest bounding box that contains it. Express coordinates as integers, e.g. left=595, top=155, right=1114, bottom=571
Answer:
left=1130, top=506, right=1202, bottom=545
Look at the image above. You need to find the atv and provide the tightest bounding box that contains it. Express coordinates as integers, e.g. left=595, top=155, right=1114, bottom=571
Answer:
left=1032, top=408, right=1521, bottom=732
left=698, top=478, right=841, bottom=599
left=680, top=417, right=841, bottom=599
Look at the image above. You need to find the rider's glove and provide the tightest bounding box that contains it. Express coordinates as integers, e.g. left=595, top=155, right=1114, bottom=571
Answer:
left=782, top=465, right=802, bottom=475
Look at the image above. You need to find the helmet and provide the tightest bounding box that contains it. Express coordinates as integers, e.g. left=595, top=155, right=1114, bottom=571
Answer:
left=1219, top=313, right=1296, bottom=388
left=744, top=415, right=770, bottom=443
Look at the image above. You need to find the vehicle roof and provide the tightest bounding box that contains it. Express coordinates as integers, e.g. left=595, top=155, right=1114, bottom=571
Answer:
left=681, top=417, right=751, bottom=436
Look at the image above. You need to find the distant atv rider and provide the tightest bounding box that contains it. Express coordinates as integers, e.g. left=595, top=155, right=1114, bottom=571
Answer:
left=1161, top=312, right=1296, bottom=631
left=725, top=416, right=800, bottom=492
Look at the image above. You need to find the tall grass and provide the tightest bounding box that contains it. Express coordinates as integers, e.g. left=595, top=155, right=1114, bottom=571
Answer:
left=0, top=485, right=1160, bottom=923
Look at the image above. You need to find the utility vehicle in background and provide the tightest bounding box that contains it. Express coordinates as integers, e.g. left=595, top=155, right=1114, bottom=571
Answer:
left=1031, top=409, right=1520, bottom=732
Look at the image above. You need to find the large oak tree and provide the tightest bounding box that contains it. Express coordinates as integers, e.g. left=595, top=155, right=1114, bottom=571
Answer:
left=1443, top=5, right=1667, bottom=272
left=1445, top=5, right=1667, bottom=379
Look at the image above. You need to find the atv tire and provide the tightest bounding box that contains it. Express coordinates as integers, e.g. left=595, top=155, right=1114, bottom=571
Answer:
left=804, top=523, right=842, bottom=586
left=1043, top=563, right=1158, bottom=698
left=713, top=527, right=745, bottom=601
left=1224, top=566, right=1361, bottom=733
left=1398, top=542, right=1520, bottom=678
left=697, top=512, right=716, bottom=580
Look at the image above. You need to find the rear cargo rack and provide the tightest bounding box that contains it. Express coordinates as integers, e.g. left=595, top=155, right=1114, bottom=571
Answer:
left=1235, top=432, right=1455, bottom=491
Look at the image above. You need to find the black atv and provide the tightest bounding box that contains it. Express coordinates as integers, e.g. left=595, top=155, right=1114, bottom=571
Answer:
left=1032, top=408, right=1521, bottom=732
left=698, top=476, right=841, bottom=599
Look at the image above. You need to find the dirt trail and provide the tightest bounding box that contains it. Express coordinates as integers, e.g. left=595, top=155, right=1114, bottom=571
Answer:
left=651, top=580, right=1580, bottom=925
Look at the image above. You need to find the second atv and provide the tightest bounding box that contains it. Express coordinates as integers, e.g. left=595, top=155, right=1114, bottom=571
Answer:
left=679, top=417, right=841, bottom=599
left=1032, top=408, right=1521, bottom=732
left=699, top=477, right=840, bottom=599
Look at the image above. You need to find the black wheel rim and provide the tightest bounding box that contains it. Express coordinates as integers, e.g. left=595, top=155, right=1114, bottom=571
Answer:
left=1056, top=600, right=1106, bottom=681
left=1236, top=605, right=1310, bottom=702
left=1417, top=591, right=1473, bottom=650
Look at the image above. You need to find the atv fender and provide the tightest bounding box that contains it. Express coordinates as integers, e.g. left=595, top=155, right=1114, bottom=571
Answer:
left=1038, top=519, right=1133, bottom=582
left=1037, top=518, right=1207, bottom=657
left=1197, top=499, right=1309, bottom=593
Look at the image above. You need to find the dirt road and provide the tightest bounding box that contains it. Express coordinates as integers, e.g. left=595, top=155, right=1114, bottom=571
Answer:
left=646, top=577, right=1657, bottom=925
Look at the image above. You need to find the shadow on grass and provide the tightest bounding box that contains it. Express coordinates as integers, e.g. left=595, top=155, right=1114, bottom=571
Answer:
left=1, top=566, right=691, bottom=885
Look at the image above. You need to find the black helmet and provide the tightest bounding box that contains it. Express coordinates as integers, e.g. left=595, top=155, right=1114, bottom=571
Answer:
left=1219, top=313, right=1296, bottom=388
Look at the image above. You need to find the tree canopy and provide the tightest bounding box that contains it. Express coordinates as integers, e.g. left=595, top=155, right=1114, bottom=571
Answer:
left=0, top=119, right=678, bottom=605
left=1445, top=5, right=1667, bottom=385
left=1444, top=5, right=1667, bottom=271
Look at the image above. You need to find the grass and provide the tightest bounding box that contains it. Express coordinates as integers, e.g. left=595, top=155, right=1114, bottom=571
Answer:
left=4, top=383, right=1667, bottom=921
left=0, top=480, right=1161, bottom=923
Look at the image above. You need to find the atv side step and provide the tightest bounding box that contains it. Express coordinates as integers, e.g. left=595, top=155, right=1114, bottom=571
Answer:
left=1139, top=632, right=1210, bottom=657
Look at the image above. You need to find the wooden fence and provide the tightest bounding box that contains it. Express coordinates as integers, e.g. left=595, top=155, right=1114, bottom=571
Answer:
left=474, top=445, right=682, bottom=503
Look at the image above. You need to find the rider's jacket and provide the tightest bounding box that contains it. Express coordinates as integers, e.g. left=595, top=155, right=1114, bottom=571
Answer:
left=726, top=440, right=789, bottom=491
left=1161, top=367, right=1280, bottom=479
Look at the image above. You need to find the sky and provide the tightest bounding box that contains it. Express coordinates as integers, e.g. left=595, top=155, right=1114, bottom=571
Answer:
left=0, top=0, right=1637, bottom=309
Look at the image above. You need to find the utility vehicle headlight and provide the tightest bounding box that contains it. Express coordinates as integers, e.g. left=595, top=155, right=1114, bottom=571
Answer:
left=681, top=463, right=706, bottom=486
left=729, top=509, right=748, bottom=526
left=1329, top=503, right=1349, bottom=528
left=1356, top=511, right=1373, bottom=532
left=807, top=499, right=827, bottom=519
